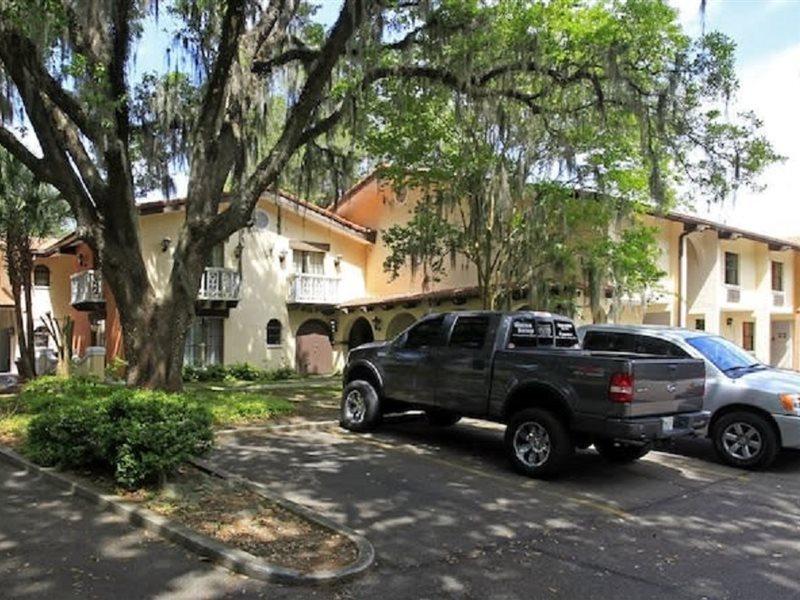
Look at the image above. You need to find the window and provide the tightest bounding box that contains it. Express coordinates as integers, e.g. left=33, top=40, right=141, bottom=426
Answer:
left=742, top=321, right=755, bottom=352
left=632, top=336, right=689, bottom=357
left=184, top=317, right=224, bottom=366
left=207, top=244, right=225, bottom=268
left=687, top=335, right=761, bottom=374
left=724, top=252, right=739, bottom=286
left=695, top=318, right=705, bottom=331
left=293, top=250, right=324, bottom=275
left=33, top=265, right=50, bottom=287
left=449, top=316, right=489, bottom=349
left=33, top=326, right=49, bottom=348
left=403, top=317, right=444, bottom=349
left=581, top=331, right=635, bottom=353
left=266, top=319, right=282, bottom=346
left=771, top=261, right=784, bottom=292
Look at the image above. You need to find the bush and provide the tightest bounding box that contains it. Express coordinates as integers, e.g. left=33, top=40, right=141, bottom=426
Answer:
left=25, top=382, right=213, bottom=489
left=182, top=362, right=296, bottom=383
left=19, top=375, right=114, bottom=413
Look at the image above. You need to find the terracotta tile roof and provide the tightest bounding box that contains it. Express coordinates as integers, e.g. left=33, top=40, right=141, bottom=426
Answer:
left=338, top=286, right=480, bottom=309
left=138, top=190, right=375, bottom=240
left=658, top=211, right=800, bottom=252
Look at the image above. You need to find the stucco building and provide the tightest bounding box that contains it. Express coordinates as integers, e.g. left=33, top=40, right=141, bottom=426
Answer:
left=3, top=169, right=799, bottom=375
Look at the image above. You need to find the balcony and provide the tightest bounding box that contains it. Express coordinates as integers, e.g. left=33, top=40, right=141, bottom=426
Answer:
left=70, top=270, right=105, bottom=311
left=196, top=267, right=241, bottom=313
left=287, top=274, right=341, bottom=305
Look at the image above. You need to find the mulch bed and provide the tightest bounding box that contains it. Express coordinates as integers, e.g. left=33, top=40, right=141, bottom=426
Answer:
left=87, top=465, right=358, bottom=573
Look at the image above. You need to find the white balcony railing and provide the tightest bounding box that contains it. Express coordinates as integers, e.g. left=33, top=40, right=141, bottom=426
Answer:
left=70, top=269, right=104, bottom=306
left=726, top=286, right=741, bottom=303
left=287, top=273, right=341, bottom=304
left=773, top=291, right=785, bottom=308
left=198, top=267, right=241, bottom=302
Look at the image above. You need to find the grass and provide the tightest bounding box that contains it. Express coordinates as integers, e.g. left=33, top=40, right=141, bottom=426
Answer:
left=0, top=394, right=31, bottom=448
left=188, top=389, right=294, bottom=426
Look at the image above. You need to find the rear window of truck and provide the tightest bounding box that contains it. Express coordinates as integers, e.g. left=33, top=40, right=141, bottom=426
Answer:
left=508, top=318, right=577, bottom=348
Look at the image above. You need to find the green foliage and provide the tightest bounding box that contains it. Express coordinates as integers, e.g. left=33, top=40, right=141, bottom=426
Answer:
left=24, top=379, right=213, bottom=489
left=188, top=389, right=293, bottom=426
left=182, top=363, right=295, bottom=383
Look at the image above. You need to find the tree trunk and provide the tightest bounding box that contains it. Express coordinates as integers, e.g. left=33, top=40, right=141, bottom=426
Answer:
left=5, top=232, right=36, bottom=380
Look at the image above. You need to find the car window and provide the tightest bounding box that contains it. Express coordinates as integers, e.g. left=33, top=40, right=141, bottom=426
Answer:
left=633, top=336, right=689, bottom=357
left=582, top=331, right=635, bottom=352
left=508, top=317, right=539, bottom=348
left=403, top=317, right=444, bottom=349
left=449, top=316, right=490, bottom=350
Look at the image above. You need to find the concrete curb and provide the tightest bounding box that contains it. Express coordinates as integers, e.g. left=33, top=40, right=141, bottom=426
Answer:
left=215, top=419, right=339, bottom=435
left=0, top=446, right=374, bottom=585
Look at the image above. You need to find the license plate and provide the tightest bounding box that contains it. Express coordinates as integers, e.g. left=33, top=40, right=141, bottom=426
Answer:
left=661, top=416, right=674, bottom=433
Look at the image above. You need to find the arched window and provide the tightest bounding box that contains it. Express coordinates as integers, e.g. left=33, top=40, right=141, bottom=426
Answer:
left=33, top=265, right=50, bottom=287
left=266, top=319, right=282, bottom=346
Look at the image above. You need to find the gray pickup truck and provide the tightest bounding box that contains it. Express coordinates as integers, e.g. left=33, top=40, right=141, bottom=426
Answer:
left=340, top=311, right=709, bottom=477
left=579, top=324, right=800, bottom=470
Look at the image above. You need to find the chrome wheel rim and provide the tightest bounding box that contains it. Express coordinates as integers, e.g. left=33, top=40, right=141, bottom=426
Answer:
left=513, top=421, right=551, bottom=467
left=722, top=422, right=762, bottom=460
left=344, top=389, right=367, bottom=423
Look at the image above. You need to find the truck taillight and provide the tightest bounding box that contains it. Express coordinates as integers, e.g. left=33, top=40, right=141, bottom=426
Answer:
left=609, top=372, right=634, bottom=403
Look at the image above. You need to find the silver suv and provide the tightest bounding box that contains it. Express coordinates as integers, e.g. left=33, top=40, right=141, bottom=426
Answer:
left=578, top=324, right=800, bottom=470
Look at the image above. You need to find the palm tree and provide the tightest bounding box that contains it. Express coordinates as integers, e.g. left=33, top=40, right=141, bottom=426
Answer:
left=0, top=150, right=69, bottom=379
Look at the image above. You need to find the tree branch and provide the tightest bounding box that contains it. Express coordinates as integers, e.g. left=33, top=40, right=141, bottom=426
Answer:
left=0, top=126, right=51, bottom=184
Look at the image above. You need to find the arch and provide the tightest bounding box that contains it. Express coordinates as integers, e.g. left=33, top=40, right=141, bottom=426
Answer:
left=266, top=319, right=282, bottom=346
left=295, top=319, right=332, bottom=375
left=347, top=317, right=374, bottom=350
left=33, top=265, right=50, bottom=287
left=385, top=312, right=417, bottom=340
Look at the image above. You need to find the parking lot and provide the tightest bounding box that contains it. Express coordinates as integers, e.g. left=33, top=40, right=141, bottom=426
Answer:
left=3, top=414, right=800, bottom=599
left=208, top=416, right=800, bottom=599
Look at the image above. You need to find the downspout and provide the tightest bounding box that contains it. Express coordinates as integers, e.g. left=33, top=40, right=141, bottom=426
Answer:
left=677, top=225, right=694, bottom=328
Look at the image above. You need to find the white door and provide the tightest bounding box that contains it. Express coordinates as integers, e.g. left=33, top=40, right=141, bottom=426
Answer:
left=770, top=321, right=792, bottom=369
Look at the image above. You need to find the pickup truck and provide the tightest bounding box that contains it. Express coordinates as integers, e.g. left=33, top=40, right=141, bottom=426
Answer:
left=340, top=311, right=710, bottom=477
left=579, top=323, right=800, bottom=470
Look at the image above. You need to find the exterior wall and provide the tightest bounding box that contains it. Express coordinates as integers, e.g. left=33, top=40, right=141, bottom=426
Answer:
left=337, top=181, right=478, bottom=297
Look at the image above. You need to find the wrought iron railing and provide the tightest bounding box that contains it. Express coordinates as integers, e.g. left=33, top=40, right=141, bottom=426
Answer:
left=287, top=273, right=341, bottom=304
left=198, top=267, right=241, bottom=301
left=70, top=270, right=104, bottom=305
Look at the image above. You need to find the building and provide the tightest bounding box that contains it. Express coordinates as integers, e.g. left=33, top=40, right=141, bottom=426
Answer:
left=2, top=168, right=799, bottom=375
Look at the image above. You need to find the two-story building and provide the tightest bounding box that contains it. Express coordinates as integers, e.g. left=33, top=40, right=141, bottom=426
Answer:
left=2, top=167, right=799, bottom=376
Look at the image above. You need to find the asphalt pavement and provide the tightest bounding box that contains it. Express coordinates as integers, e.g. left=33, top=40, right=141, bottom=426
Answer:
left=3, top=416, right=800, bottom=599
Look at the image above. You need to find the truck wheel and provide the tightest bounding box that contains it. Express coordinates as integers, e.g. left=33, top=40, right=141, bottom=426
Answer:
left=711, top=411, right=779, bottom=470
left=595, top=440, right=650, bottom=463
left=505, top=408, right=573, bottom=478
left=340, top=380, right=382, bottom=432
left=425, top=409, right=462, bottom=427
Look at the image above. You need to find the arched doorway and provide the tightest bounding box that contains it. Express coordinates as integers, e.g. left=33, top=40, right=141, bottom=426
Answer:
left=295, top=319, right=333, bottom=375
left=348, top=317, right=374, bottom=350
left=385, top=312, right=416, bottom=340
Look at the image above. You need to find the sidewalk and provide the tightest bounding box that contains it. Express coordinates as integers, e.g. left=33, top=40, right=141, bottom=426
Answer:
left=0, top=460, right=269, bottom=599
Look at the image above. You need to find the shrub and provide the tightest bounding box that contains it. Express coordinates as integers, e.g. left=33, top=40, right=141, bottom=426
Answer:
left=25, top=382, right=213, bottom=489
left=182, top=362, right=296, bottom=383
left=19, top=375, right=114, bottom=413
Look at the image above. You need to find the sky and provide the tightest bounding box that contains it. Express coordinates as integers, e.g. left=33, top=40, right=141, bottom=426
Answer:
left=23, top=1, right=800, bottom=238
left=668, top=0, right=800, bottom=237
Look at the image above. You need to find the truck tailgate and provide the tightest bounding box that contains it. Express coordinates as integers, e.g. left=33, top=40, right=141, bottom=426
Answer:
left=628, top=358, right=705, bottom=417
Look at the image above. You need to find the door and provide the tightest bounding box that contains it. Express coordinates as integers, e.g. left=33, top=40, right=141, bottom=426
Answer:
left=382, top=316, right=444, bottom=403
left=296, top=319, right=333, bottom=375
left=771, top=321, right=792, bottom=369
left=0, top=328, right=10, bottom=372
left=436, top=314, right=494, bottom=415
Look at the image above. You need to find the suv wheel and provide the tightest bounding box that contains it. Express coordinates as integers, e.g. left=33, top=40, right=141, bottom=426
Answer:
left=504, top=408, right=573, bottom=478
left=425, top=409, right=462, bottom=427
left=712, top=410, right=779, bottom=470
left=340, top=380, right=382, bottom=432
left=595, top=440, right=650, bottom=463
